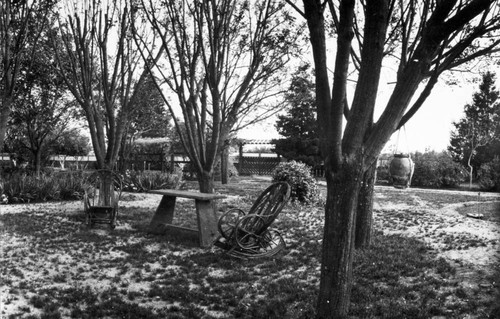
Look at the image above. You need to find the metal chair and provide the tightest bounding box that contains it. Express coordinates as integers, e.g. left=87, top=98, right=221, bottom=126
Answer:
left=83, top=169, right=123, bottom=229
left=214, top=182, right=291, bottom=258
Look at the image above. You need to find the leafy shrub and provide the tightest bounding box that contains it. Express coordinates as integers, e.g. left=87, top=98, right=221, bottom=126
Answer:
left=411, top=151, right=466, bottom=188
left=181, top=162, right=198, bottom=181
left=121, top=170, right=181, bottom=192
left=272, top=160, right=318, bottom=203
left=477, top=157, right=500, bottom=192
left=0, top=171, right=86, bottom=203
left=376, top=165, right=391, bottom=184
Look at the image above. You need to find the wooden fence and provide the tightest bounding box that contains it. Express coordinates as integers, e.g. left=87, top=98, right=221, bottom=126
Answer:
left=235, top=156, right=281, bottom=175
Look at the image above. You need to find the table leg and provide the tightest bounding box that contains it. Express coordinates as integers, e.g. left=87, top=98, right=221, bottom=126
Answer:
left=149, top=195, right=176, bottom=233
left=195, top=199, right=219, bottom=247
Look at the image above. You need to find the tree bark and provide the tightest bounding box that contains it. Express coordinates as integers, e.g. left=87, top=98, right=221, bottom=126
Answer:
left=467, top=151, right=474, bottom=190
left=0, top=97, right=12, bottom=153
left=198, top=170, right=215, bottom=194
left=220, top=141, right=229, bottom=185
left=355, top=160, right=377, bottom=249
left=34, top=148, right=43, bottom=177
left=317, top=157, right=364, bottom=319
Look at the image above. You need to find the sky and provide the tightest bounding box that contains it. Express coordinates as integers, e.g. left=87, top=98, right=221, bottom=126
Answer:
left=238, top=78, right=481, bottom=153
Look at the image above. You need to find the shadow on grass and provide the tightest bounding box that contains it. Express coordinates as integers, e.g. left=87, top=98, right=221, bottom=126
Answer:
left=1, top=183, right=498, bottom=318
left=456, top=201, right=500, bottom=223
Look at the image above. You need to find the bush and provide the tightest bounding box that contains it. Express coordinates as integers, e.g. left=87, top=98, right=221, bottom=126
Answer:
left=376, top=165, right=391, bottom=184
left=477, top=157, right=500, bottom=192
left=0, top=171, right=86, bottom=203
left=121, top=170, right=181, bottom=192
left=272, top=160, right=319, bottom=204
left=411, top=151, right=466, bottom=188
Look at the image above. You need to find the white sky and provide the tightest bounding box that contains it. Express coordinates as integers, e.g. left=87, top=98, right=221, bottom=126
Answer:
left=238, top=77, right=485, bottom=153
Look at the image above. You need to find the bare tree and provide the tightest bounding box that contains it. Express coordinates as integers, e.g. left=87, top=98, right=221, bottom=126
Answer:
left=52, top=0, right=153, bottom=170
left=134, top=0, right=299, bottom=192
left=0, top=0, right=53, bottom=153
left=287, top=0, right=500, bottom=317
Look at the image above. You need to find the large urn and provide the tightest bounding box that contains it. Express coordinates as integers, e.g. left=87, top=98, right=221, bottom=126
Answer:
left=389, top=153, right=414, bottom=189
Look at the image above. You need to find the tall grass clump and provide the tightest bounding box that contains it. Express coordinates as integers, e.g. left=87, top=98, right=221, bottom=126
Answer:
left=0, top=171, right=86, bottom=203
left=121, top=170, right=181, bottom=192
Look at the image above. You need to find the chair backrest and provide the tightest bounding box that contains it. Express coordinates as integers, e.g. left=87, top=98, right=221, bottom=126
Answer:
left=242, top=182, right=291, bottom=235
left=85, top=170, right=123, bottom=207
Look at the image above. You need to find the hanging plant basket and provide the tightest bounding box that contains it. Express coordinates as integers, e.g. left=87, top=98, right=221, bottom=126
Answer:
left=389, top=153, right=414, bottom=189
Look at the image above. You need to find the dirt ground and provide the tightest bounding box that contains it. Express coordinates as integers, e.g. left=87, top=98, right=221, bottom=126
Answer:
left=373, top=185, right=500, bottom=310
left=1, top=183, right=499, bottom=318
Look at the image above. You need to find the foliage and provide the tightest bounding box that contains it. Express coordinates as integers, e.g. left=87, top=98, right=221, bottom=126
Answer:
left=477, top=157, right=500, bottom=192
left=4, top=20, right=80, bottom=175
left=131, top=140, right=168, bottom=156
left=0, top=171, right=86, bottom=203
left=53, top=1, right=150, bottom=170
left=0, top=0, right=58, bottom=151
left=272, top=160, right=319, bottom=204
left=273, top=64, right=322, bottom=168
left=119, top=74, right=174, bottom=171
left=449, top=72, right=500, bottom=175
left=50, top=129, right=90, bottom=156
left=121, top=170, right=181, bottom=193
left=411, top=151, right=467, bottom=188
left=127, top=74, right=171, bottom=139
left=376, top=165, right=391, bottom=184
left=120, top=140, right=169, bottom=172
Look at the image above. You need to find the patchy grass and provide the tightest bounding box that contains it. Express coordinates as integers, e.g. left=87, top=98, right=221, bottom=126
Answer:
left=456, top=201, right=500, bottom=223
left=1, top=178, right=499, bottom=318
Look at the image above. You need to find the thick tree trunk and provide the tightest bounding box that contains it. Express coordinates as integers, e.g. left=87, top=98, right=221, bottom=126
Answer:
left=198, top=170, right=215, bottom=193
left=355, top=160, right=377, bottom=249
left=317, top=158, right=364, bottom=319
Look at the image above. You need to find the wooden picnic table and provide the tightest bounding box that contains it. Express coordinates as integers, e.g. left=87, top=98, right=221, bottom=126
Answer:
left=147, top=189, right=226, bottom=247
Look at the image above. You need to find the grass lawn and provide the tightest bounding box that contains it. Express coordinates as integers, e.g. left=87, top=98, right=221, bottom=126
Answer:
left=1, top=177, right=499, bottom=318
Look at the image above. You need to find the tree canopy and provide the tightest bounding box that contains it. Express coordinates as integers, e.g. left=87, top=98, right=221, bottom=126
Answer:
left=449, top=71, right=500, bottom=183
left=274, top=64, right=321, bottom=167
left=53, top=0, right=154, bottom=170
left=288, top=0, right=500, bottom=317
left=134, top=0, right=300, bottom=192
left=0, top=0, right=56, bottom=152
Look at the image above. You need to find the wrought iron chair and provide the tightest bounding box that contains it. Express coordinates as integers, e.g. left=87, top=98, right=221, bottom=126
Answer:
left=83, top=169, right=123, bottom=229
left=214, top=182, right=291, bottom=258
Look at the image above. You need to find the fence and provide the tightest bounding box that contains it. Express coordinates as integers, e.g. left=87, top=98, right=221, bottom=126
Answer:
left=236, top=156, right=281, bottom=175
left=47, top=155, right=97, bottom=170
left=121, top=153, right=167, bottom=171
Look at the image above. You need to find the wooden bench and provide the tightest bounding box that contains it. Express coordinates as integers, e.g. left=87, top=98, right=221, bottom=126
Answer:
left=147, top=189, right=226, bottom=247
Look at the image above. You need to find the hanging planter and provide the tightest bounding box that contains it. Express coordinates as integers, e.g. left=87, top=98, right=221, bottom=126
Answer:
left=389, top=153, right=414, bottom=189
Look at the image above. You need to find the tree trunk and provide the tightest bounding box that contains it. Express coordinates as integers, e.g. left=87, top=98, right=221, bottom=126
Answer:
left=467, top=151, right=474, bottom=190
left=317, top=158, right=364, bottom=319
left=0, top=96, right=12, bottom=152
left=34, top=148, right=43, bottom=177
left=221, top=144, right=229, bottom=185
left=198, top=170, right=215, bottom=193
left=355, top=160, right=377, bottom=249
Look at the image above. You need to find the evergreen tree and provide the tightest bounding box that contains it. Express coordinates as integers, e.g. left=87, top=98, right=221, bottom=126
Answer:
left=449, top=72, right=500, bottom=186
left=273, top=65, right=321, bottom=168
